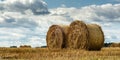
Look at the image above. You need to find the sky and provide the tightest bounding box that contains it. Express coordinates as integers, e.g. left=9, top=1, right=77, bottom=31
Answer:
left=45, top=0, right=120, bottom=8
left=0, top=0, right=120, bottom=47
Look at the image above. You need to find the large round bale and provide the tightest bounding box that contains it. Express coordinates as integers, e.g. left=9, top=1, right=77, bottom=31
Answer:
left=67, top=20, right=89, bottom=49
left=46, top=25, right=65, bottom=50
left=87, top=24, right=104, bottom=50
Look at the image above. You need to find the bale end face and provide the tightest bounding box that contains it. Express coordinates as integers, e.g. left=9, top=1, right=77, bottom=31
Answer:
left=67, top=20, right=89, bottom=49
left=46, top=25, right=64, bottom=50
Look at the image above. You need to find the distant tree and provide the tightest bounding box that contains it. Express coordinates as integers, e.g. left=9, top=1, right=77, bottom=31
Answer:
left=104, top=43, right=120, bottom=47
left=10, top=46, right=17, bottom=48
left=104, top=43, right=112, bottom=47
left=41, top=46, right=47, bottom=48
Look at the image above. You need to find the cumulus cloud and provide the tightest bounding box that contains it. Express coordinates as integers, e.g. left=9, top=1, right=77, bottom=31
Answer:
left=0, top=0, right=49, bottom=15
left=0, top=2, right=120, bottom=47
left=50, top=4, right=120, bottom=23
left=25, top=36, right=46, bottom=47
left=0, top=12, right=70, bottom=47
left=104, top=29, right=120, bottom=42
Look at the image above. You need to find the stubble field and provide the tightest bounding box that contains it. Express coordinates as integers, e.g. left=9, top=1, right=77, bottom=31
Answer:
left=0, top=47, right=120, bottom=60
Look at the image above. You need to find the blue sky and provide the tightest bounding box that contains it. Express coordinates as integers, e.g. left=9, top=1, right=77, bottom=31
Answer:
left=45, top=0, right=120, bottom=8
left=0, top=0, right=120, bottom=47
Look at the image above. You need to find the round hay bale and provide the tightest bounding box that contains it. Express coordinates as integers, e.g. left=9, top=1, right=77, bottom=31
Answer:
left=109, top=43, right=120, bottom=47
left=87, top=24, right=104, bottom=50
left=20, top=45, right=31, bottom=48
left=46, top=25, right=64, bottom=50
left=67, top=20, right=89, bottom=49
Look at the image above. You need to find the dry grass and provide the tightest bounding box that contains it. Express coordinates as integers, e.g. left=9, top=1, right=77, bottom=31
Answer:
left=0, top=47, right=120, bottom=60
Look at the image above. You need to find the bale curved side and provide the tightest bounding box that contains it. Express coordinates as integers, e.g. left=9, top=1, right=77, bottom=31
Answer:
left=46, top=25, right=64, bottom=50
left=67, top=20, right=89, bottom=49
left=87, top=24, right=104, bottom=50
left=60, top=25, right=69, bottom=48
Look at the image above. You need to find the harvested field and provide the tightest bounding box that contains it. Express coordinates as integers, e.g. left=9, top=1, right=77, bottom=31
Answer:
left=0, top=47, right=120, bottom=60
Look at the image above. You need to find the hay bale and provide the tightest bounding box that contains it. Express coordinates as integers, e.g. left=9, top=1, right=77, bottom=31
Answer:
left=87, top=24, right=104, bottom=50
left=109, top=43, right=120, bottom=47
left=20, top=45, right=31, bottom=48
left=67, top=20, right=89, bottom=49
left=46, top=25, right=65, bottom=50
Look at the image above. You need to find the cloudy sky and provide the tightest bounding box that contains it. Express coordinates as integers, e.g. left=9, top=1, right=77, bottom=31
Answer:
left=0, top=0, right=120, bottom=47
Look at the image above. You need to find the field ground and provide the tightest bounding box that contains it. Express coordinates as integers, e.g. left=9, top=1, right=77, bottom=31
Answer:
left=0, top=47, right=120, bottom=60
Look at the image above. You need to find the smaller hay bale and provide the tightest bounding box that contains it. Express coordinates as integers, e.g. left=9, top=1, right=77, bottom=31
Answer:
left=46, top=25, right=64, bottom=50
left=67, top=20, right=89, bottom=49
left=87, top=24, right=104, bottom=50
left=20, top=45, right=31, bottom=48
left=109, top=43, right=120, bottom=47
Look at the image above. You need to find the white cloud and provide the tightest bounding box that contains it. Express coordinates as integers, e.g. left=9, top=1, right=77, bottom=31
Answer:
left=0, top=41, right=11, bottom=47
left=50, top=4, right=120, bottom=23
left=25, top=36, right=46, bottom=47
left=61, top=4, right=66, bottom=7
left=0, top=0, right=49, bottom=15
